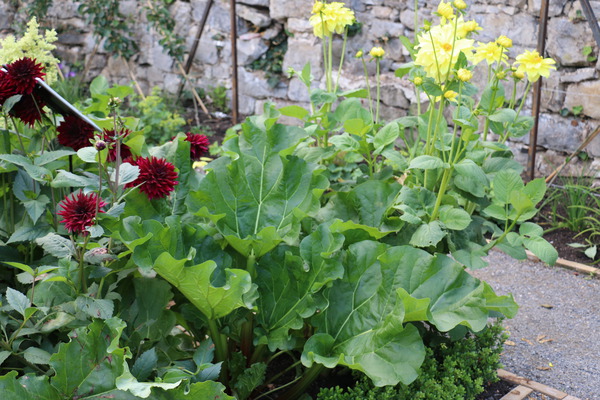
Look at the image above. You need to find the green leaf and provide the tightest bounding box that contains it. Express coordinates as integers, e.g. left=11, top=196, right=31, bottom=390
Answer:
left=408, top=155, right=445, bottom=170
left=76, top=295, right=114, bottom=319
left=23, top=195, right=50, bottom=224
left=111, top=162, right=139, bottom=186
left=35, top=233, right=76, bottom=258
left=373, top=122, right=399, bottom=153
left=523, top=236, right=558, bottom=265
left=233, top=362, right=266, bottom=400
left=77, top=146, right=99, bottom=163
left=23, top=347, right=52, bottom=365
left=489, top=108, right=517, bottom=123
left=52, top=170, right=97, bottom=188
left=279, top=105, right=309, bottom=120
left=3, top=95, right=23, bottom=113
left=0, top=371, right=61, bottom=400
left=4, top=262, right=35, bottom=276
left=410, top=221, right=445, bottom=247
left=7, top=222, right=52, bottom=244
left=523, top=178, right=546, bottom=204
left=454, top=159, right=489, bottom=198
left=422, top=80, right=443, bottom=96
left=188, top=117, right=326, bottom=257
left=255, top=224, right=344, bottom=351
left=132, top=349, right=158, bottom=381
left=116, top=367, right=181, bottom=399
left=509, top=190, right=533, bottom=214
left=6, top=287, right=30, bottom=316
left=0, top=351, right=10, bottom=366
left=50, top=318, right=128, bottom=398
left=439, top=206, right=472, bottom=230
left=482, top=282, right=519, bottom=319
left=303, top=241, right=425, bottom=386
left=479, top=83, right=505, bottom=111
left=344, top=118, right=371, bottom=136
left=519, top=222, right=543, bottom=237
left=338, top=88, right=369, bottom=98
left=310, top=88, right=337, bottom=105
left=492, top=170, right=523, bottom=204
left=153, top=252, right=254, bottom=320
left=329, top=133, right=360, bottom=152
left=90, top=75, right=109, bottom=96
left=394, top=62, right=414, bottom=78
left=35, top=150, right=76, bottom=166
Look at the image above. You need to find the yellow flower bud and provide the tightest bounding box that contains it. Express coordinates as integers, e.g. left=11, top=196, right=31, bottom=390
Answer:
left=464, top=20, right=480, bottom=33
left=496, top=70, right=506, bottom=79
left=355, top=50, right=364, bottom=58
left=512, top=70, right=525, bottom=80
left=369, top=46, right=385, bottom=58
left=457, top=68, right=472, bottom=82
left=453, top=0, right=467, bottom=10
left=414, top=76, right=423, bottom=86
left=444, top=90, right=458, bottom=102
left=437, top=1, right=454, bottom=21
left=496, top=35, right=513, bottom=49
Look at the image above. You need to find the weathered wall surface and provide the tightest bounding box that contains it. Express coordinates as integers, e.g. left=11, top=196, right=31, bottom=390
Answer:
left=1, top=0, right=600, bottom=175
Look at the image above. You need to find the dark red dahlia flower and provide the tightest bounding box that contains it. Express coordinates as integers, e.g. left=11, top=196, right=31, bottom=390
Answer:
left=184, top=132, right=210, bottom=160
left=126, top=156, right=178, bottom=200
left=101, top=129, right=132, bottom=162
left=57, top=115, right=96, bottom=150
left=0, top=71, right=18, bottom=105
left=10, top=94, right=46, bottom=127
left=4, top=58, right=45, bottom=95
left=58, top=191, right=106, bottom=235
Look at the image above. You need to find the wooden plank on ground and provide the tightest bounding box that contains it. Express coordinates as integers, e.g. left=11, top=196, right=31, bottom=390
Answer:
left=500, top=385, right=534, bottom=400
left=523, top=250, right=599, bottom=277
left=497, top=369, right=569, bottom=399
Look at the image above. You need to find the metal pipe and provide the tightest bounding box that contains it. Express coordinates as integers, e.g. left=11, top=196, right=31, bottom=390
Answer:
left=527, top=0, right=549, bottom=180
left=230, top=0, right=239, bottom=124
left=176, top=0, right=214, bottom=99
left=580, top=0, right=600, bottom=48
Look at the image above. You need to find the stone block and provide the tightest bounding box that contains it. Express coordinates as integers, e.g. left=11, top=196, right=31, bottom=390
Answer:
left=287, top=18, right=313, bottom=34
left=515, top=113, right=590, bottom=154
left=541, top=71, right=563, bottom=113
left=238, top=67, right=288, bottom=99
left=366, top=19, right=404, bottom=40
left=565, top=81, right=600, bottom=119
left=475, top=11, right=536, bottom=48
left=528, top=0, right=568, bottom=17
left=547, top=19, right=595, bottom=67
left=560, top=68, right=597, bottom=84
left=189, top=29, right=220, bottom=65
left=238, top=4, right=272, bottom=28
left=282, top=36, right=324, bottom=80
left=287, top=77, right=310, bottom=102
left=239, top=0, right=269, bottom=7
left=270, top=0, right=311, bottom=20
left=237, top=36, right=269, bottom=65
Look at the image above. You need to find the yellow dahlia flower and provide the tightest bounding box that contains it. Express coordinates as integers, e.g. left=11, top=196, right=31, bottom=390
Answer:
left=456, top=18, right=482, bottom=38
left=369, top=46, right=385, bottom=58
left=437, top=1, right=455, bottom=24
left=514, top=50, right=556, bottom=82
left=415, top=23, right=474, bottom=82
left=355, top=50, right=364, bottom=58
left=414, top=76, right=423, bottom=86
left=457, top=68, right=472, bottom=82
left=496, top=35, right=512, bottom=49
left=512, top=70, right=525, bottom=80
left=473, top=41, right=507, bottom=65
left=309, top=1, right=355, bottom=38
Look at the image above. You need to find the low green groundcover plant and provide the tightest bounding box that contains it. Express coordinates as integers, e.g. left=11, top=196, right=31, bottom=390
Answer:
left=318, top=321, right=506, bottom=400
left=0, top=1, right=557, bottom=399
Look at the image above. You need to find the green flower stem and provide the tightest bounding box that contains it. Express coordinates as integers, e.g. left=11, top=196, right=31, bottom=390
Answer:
left=278, top=364, right=325, bottom=400
left=430, top=166, right=453, bottom=221
left=327, top=35, right=333, bottom=93
left=334, top=28, right=349, bottom=93
left=10, top=117, right=28, bottom=158
left=429, top=98, right=446, bottom=157
left=482, top=81, right=499, bottom=141
left=361, top=57, right=374, bottom=120
left=375, top=58, right=381, bottom=124
left=414, top=0, right=419, bottom=43
left=447, top=83, right=464, bottom=164
left=500, top=80, right=532, bottom=143
left=423, top=99, right=436, bottom=156
left=78, top=234, right=91, bottom=293
left=240, top=312, right=254, bottom=361
left=250, top=343, right=267, bottom=365
left=482, top=212, right=522, bottom=252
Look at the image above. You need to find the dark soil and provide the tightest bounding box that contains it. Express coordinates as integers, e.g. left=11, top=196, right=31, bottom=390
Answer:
left=542, top=227, right=596, bottom=264
left=476, top=379, right=515, bottom=400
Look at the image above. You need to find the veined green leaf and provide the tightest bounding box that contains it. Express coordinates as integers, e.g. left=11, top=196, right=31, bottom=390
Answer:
left=373, top=122, right=400, bottom=153
left=153, top=252, right=254, bottom=320
left=6, top=287, right=30, bottom=316
left=279, top=105, right=309, bottom=120
left=36, top=233, right=76, bottom=258
left=0, top=371, right=61, bottom=399
left=492, top=169, right=524, bottom=204
left=410, top=221, right=445, bottom=247
left=188, top=117, right=326, bottom=257
left=439, top=206, right=472, bottom=230
left=523, top=236, right=558, bottom=265
left=408, top=155, right=445, bottom=170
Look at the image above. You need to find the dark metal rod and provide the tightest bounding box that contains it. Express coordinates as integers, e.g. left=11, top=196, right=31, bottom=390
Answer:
left=580, top=0, right=600, bottom=48
left=527, top=0, right=549, bottom=181
left=230, top=0, right=239, bottom=124
left=176, top=0, right=214, bottom=99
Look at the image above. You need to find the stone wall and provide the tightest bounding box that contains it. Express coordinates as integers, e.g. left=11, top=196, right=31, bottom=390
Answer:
left=1, top=0, right=600, bottom=176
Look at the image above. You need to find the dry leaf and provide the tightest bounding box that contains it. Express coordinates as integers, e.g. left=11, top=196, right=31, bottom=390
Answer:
left=539, top=338, right=554, bottom=344
left=504, top=340, right=516, bottom=346
left=537, top=366, right=552, bottom=371
left=540, top=304, right=554, bottom=309
left=521, top=338, right=534, bottom=345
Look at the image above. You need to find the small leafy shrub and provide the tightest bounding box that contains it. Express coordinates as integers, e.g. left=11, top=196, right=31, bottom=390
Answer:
left=249, top=30, right=289, bottom=88
left=129, top=87, right=186, bottom=144
left=318, top=322, right=507, bottom=400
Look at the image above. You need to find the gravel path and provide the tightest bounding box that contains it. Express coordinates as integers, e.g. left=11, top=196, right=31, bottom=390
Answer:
left=472, top=252, right=600, bottom=400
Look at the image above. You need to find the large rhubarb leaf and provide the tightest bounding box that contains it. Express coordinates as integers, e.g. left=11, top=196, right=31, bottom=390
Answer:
left=153, top=252, right=255, bottom=320
left=0, top=371, right=61, bottom=400
left=187, top=109, right=328, bottom=257
left=255, top=224, right=344, bottom=350
left=302, top=241, right=425, bottom=386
